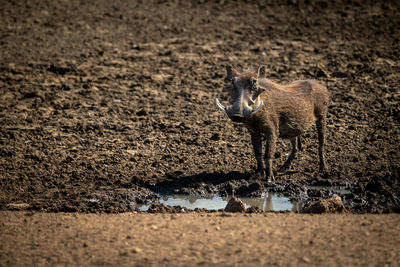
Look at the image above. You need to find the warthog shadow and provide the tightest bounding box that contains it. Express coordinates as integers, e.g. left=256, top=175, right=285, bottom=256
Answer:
left=138, top=169, right=301, bottom=197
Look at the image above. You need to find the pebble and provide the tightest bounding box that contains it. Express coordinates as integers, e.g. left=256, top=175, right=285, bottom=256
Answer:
left=132, top=247, right=142, bottom=253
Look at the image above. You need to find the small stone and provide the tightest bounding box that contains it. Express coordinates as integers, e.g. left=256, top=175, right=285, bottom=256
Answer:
left=132, top=247, right=142, bottom=253
left=224, top=197, right=246, bottom=213
left=136, top=109, right=147, bottom=116
left=210, top=133, right=220, bottom=141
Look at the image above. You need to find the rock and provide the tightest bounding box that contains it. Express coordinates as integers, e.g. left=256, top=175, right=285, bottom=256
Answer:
left=302, top=195, right=345, bottom=214
left=131, top=247, right=142, bottom=253
left=210, top=133, right=220, bottom=141
left=224, top=197, right=246, bottom=212
left=246, top=206, right=261, bottom=213
left=136, top=109, right=147, bottom=116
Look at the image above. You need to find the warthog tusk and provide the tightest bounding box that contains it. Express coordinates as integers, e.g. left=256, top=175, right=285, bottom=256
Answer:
left=251, top=100, right=263, bottom=115
left=216, top=98, right=226, bottom=113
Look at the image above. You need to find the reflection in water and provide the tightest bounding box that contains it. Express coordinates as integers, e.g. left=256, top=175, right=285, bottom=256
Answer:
left=140, top=194, right=300, bottom=212
left=239, top=195, right=274, bottom=211
left=228, top=195, right=301, bottom=213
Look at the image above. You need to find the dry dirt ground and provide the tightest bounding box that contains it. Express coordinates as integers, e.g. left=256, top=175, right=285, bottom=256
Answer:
left=1, top=212, right=400, bottom=266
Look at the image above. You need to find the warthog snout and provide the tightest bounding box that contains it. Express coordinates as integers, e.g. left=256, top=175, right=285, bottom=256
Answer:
left=216, top=98, right=263, bottom=123
left=229, top=113, right=245, bottom=123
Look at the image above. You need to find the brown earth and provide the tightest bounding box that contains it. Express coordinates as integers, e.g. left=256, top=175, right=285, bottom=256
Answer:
left=1, top=212, right=400, bottom=266
left=1, top=0, right=400, bottom=213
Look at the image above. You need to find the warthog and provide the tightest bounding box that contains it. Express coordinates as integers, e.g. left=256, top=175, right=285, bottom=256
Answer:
left=216, top=65, right=329, bottom=182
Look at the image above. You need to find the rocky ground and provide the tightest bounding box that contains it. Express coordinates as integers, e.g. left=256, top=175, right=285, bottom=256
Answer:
left=1, top=0, right=399, bottom=213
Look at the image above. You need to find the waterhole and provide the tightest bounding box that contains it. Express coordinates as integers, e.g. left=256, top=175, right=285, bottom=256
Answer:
left=138, top=186, right=351, bottom=212
left=139, top=194, right=301, bottom=212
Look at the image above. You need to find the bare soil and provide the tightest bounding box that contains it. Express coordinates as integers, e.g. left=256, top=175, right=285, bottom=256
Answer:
left=1, top=0, right=400, bottom=213
left=1, top=212, right=399, bottom=266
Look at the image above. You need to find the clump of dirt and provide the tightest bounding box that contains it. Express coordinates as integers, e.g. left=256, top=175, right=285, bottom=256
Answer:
left=302, top=195, right=346, bottom=214
left=347, top=173, right=400, bottom=213
left=224, top=197, right=246, bottom=213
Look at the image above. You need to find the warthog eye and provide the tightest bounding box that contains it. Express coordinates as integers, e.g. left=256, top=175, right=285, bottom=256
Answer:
left=248, top=78, right=256, bottom=91
left=249, top=78, right=257, bottom=89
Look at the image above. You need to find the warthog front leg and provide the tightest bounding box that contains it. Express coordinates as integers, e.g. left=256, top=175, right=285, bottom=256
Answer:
left=297, top=135, right=303, bottom=151
left=264, top=133, right=277, bottom=183
left=278, top=138, right=298, bottom=172
left=251, top=133, right=265, bottom=176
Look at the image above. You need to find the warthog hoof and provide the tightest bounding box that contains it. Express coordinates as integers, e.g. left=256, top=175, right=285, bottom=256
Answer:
left=277, top=164, right=290, bottom=173
left=266, top=172, right=275, bottom=183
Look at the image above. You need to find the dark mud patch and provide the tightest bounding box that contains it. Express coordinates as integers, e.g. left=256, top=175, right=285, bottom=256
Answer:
left=26, top=187, right=159, bottom=213
left=346, top=173, right=400, bottom=213
left=147, top=171, right=274, bottom=197
left=147, top=171, right=340, bottom=199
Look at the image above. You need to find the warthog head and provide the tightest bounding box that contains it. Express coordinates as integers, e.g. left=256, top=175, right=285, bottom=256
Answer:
left=216, top=65, right=266, bottom=123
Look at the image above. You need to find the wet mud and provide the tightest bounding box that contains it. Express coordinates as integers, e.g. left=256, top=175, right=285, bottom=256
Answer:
left=0, top=0, right=399, bottom=213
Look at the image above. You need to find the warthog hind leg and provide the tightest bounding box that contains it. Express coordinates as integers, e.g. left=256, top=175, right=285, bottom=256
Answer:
left=297, top=135, right=303, bottom=151
left=316, top=116, right=328, bottom=173
left=278, top=138, right=298, bottom=172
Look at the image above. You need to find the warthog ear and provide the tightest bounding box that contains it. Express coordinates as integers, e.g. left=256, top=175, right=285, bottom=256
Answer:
left=257, top=65, right=266, bottom=78
left=226, top=65, right=240, bottom=80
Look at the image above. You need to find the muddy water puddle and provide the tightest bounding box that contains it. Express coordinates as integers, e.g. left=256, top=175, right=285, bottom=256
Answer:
left=138, top=186, right=351, bottom=212
left=139, top=194, right=301, bottom=212
left=80, top=186, right=351, bottom=212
